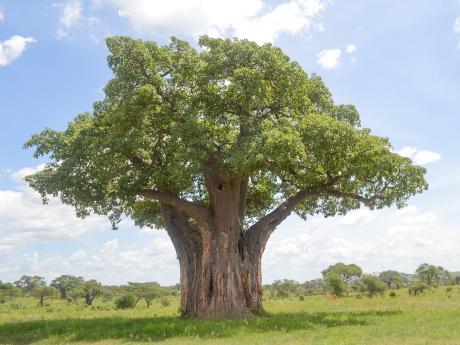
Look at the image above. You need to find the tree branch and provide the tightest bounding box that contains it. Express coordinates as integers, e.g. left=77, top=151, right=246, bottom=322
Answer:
left=137, top=189, right=210, bottom=224
left=324, top=183, right=392, bottom=206
left=245, top=186, right=325, bottom=254
left=238, top=175, right=249, bottom=223
left=245, top=177, right=390, bottom=256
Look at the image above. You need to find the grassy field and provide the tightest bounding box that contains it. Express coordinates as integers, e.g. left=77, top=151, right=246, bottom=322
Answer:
left=1, top=287, right=460, bottom=345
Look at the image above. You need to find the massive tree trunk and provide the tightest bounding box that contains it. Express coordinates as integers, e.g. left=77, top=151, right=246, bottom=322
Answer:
left=145, top=175, right=330, bottom=318
left=160, top=177, right=264, bottom=319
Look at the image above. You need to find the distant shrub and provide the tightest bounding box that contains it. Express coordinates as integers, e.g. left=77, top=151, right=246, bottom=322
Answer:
left=115, top=294, right=137, bottom=309
left=298, top=295, right=305, bottom=301
left=325, top=273, right=346, bottom=297
left=389, top=290, right=396, bottom=297
left=409, top=283, right=429, bottom=296
left=446, top=287, right=453, bottom=292
left=361, top=275, right=386, bottom=298
left=160, top=297, right=170, bottom=307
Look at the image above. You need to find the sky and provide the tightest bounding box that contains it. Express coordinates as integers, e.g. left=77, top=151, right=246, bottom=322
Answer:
left=0, top=0, right=459, bottom=286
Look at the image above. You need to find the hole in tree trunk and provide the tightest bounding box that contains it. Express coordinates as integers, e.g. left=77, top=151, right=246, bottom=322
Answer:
left=238, top=237, right=244, bottom=260
left=208, top=270, right=214, bottom=298
left=218, top=184, right=223, bottom=190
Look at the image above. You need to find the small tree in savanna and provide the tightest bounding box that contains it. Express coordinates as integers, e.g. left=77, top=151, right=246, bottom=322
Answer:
left=361, top=275, right=386, bottom=298
left=14, top=275, right=45, bottom=294
left=82, top=280, right=104, bottom=305
left=322, top=263, right=362, bottom=294
left=51, top=275, right=84, bottom=299
left=24, top=36, right=427, bottom=318
left=0, top=282, right=21, bottom=303
left=33, top=286, right=58, bottom=306
left=416, top=264, right=448, bottom=287
left=325, top=273, right=347, bottom=297
left=378, top=270, right=404, bottom=289
left=129, top=282, right=165, bottom=308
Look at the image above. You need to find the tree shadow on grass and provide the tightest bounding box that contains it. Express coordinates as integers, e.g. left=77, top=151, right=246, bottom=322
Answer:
left=0, top=310, right=401, bottom=344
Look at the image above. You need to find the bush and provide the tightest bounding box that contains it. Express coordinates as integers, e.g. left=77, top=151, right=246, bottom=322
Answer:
left=361, top=275, right=386, bottom=298
left=408, top=283, right=429, bottom=296
left=160, top=297, right=170, bottom=307
left=446, top=287, right=453, bottom=292
left=325, top=273, right=347, bottom=297
left=389, top=290, right=396, bottom=297
left=298, top=295, right=305, bottom=301
left=115, top=294, right=137, bottom=309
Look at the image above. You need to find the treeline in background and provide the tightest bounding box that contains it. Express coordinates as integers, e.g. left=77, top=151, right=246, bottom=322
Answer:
left=264, top=263, right=460, bottom=300
left=0, top=277, right=179, bottom=310
left=1, top=262, right=459, bottom=309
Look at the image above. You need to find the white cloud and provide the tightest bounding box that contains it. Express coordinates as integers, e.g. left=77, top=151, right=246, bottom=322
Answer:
left=396, top=146, right=441, bottom=165
left=346, top=43, right=357, bottom=54
left=0, top=165, right=110, bottom=253
left=412, top=150, right=442, bottom=165
left=53, top=0, right=104, bottom=41
left=92, top=0, right=329, bottom=43
left=263, top=205, right=457, bottom=282
left=32, top=236, right=178, bottom=285
left=338, top=209, right=378, bottom=226
left=0, top=8, right=4, bottom=22
left=454, top=16, right=460, bottom=33
left=0, top=35, right=36, bottom=67
left=317, top=48, right=341, bottom=69
left=9, top=164, right=46, bottom=183
left=54, top=0, right=83, bottom=38
left=69, top=249, right=87, bottom=261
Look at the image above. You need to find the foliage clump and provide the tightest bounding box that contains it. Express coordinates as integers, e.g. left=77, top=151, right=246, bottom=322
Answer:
left=361, top=275, right=387, bottom=298
left=115, top=294, right=137, bottom=309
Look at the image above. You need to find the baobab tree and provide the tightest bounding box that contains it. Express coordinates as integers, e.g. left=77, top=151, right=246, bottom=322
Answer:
left=25, top=36, right=427, bottom=318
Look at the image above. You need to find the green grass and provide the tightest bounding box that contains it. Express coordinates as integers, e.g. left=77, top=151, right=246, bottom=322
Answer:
left=1, top=287, right=460, bottom=344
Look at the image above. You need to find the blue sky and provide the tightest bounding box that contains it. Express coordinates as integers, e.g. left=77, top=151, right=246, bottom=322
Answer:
left=0, top=0, right=459, bottom=285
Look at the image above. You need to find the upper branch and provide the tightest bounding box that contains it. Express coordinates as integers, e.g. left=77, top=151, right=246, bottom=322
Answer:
left=324, top=186, right=390, bottom=206
left=137, top=189, right=210, bottom=224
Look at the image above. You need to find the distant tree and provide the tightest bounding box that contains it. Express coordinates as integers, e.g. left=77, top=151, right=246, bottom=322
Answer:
left=455, top=276, right=460, bottom=285
left=101, top=286, right=117, bottom=301
left=416, top=264, right=448, bottom=286
left=438, top=269, right=454, bottom=286
left=82, top=280, right=104, bottom=305
left=302, top=279, right=327, bottom=295
left=270, top=279, right=301, bottom=299
left=14, top=275, right=46, bottom=293
left=50, top=275, right=84, bottom=299
left=322, top=263, right=362, bottom=294
left=325, top=273, right=347, bottom=297
left=349, top=279, right=366, bottom=295
left=24, top=35, right=428, bottom=318
left=128, top=282, right=165, bottom=308
left=379, top=270, right=404, bottom=289
left=33, top=286, right=58, bottom=306
left=0, top=282, right=21, bottom=303
left=361, top=275, right=386, bottom=298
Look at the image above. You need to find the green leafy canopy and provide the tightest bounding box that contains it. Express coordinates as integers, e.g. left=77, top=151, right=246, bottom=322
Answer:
left=24, top=35, right=428, bottom=229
